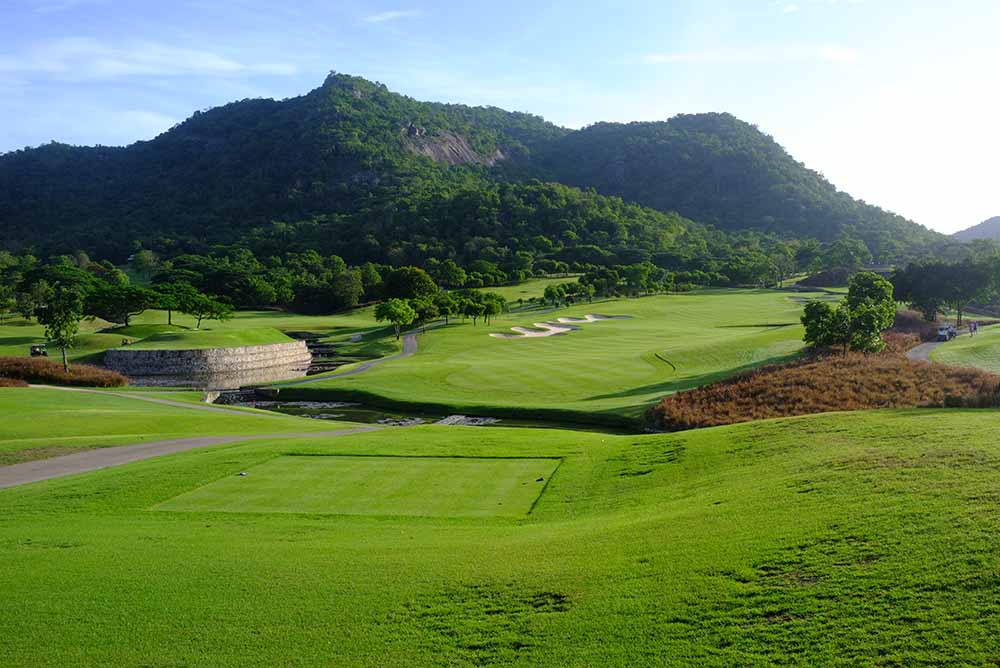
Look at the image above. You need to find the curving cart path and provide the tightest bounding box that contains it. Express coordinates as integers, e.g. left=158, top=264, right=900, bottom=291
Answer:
left=2, top=386, right=385, bottom=490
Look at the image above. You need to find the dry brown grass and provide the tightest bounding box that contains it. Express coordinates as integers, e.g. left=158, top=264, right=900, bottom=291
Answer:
left=0, top=357, right=128, bottom=388
left=651, top=353, right=1000, bottom=431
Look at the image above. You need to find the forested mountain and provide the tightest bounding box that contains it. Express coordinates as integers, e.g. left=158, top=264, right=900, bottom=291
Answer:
left=953, top=217, right=1000, bottom=242
left=0, top=72, right=947, bottom=264
left=528, top=114, right=942, bottom=259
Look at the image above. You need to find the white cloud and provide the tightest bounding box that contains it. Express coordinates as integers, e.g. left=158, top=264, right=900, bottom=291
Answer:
left=0, top=38, right=297, bottom=80
left=363, top=10, right=421, bottom=23
left=642, top=45, right=860, bottom=65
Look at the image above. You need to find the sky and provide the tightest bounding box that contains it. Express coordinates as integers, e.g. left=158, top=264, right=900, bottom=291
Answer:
left=2, top=0, right=998, bottom=234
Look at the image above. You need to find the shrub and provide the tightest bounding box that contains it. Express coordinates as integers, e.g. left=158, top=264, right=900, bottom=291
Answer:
left=0, top=357, right=128, bottom=387
left=0, top=377, right=29, bottom=388
left=650, top=353, right=1000, bottom=431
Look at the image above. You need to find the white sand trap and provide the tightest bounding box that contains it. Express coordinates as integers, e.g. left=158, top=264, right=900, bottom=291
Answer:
left=490, top=322, right=573, bottom=339
left=555, top=314, right=630, bottom=324
left=490, top=315, right=631, bottom=339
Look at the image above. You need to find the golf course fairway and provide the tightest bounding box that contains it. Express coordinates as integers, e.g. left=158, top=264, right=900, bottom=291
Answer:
left=295, top=289, right=811, bottom=419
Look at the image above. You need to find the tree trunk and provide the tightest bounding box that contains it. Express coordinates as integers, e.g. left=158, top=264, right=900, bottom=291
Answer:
left=394, top=324, right=401, bottom=340
left=167, top=308, right=173, bottom=325
left=197, top=314, right=203, bottom=329
left=61, top=345, right=69, bottom=373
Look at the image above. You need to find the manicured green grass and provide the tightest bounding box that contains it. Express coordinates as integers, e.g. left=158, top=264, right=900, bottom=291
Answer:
left=124, top=326, right=292, bottom=350
left=296, top=289, right=811, bottom=419
left=3, top=409, right=1000, bottom=665
left=157, top=454, right=559, bottom=517
left=0, top=307, right=382, bottom=360
left=930, top=324, right=1000, bottom=372
left=0, top=387, right=352, bottom=464
left=486, top=275, right=580, bottom=302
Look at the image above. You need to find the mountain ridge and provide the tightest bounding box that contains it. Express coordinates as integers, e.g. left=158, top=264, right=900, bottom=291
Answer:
left=0, top=72, right=946, bottom=261
left=953, top=216, right=1000, bottom=242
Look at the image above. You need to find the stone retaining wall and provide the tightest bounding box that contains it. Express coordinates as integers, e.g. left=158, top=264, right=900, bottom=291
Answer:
left=104, top=341, right=312, bottom=387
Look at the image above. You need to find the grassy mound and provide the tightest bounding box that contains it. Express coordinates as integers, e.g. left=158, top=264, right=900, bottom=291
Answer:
left=651, top=353, right=1000, bottom=430
left=125, top=327, right=293, bottom=350
left=5, top=410, right=1000, bottom=664
left=0, top=356, right=127, bottom=388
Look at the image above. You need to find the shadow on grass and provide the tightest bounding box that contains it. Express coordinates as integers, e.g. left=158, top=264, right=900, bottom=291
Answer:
left=584, top=352, right=804, bottom=402
left=0, top=336, right=43, bottom=348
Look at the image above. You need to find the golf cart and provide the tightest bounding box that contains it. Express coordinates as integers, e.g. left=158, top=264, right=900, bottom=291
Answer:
left=30, top=344, right=48, bottom=357
left=936, top=326, right=957, bottom=342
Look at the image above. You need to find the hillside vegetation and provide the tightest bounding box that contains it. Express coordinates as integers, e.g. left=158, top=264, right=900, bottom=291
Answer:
left=0, top=73, right=949, bottom=266
left=531, top=115, right=942, bottom=257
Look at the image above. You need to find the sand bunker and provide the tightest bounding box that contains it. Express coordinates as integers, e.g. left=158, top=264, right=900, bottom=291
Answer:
left=555, top=314, right=630, bottom=324
left=490, top=314, right=630, bottom=339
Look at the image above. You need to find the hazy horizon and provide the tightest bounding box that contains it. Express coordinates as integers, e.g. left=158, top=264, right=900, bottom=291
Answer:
left=3, top=0, right=998, bottom=234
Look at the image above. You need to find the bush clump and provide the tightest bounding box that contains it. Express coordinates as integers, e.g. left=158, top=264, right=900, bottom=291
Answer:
left=0, top=377, right=29, bottom=388
left=0, top=357, right=128, bottom=388
left=651, top=353, right=1000, bottom=432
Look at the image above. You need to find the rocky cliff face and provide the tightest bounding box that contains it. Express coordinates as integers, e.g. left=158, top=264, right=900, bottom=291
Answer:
left=405, top=128, right=507, bottom=166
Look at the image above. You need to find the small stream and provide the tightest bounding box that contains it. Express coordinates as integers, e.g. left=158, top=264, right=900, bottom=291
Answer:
left=216, top=393, right=629, bottom=433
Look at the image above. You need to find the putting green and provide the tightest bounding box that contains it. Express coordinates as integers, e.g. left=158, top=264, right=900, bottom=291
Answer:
left=156, top=455, right=560, bottom=517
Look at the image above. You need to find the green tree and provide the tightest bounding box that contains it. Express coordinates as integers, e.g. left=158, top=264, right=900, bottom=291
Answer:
left=802, top=272, right=895, bottom=354
left=182, top=293, right=233, bottom=329
left=433, top=292, right=459, bottom=324
left=462, top=300, right=486, bottom=326
left=85, top=282, right=156, bottom=326
left=375, top=298, right=416, bottom=339
left=36, top=284, right=85, bottom=372
left=0, top=282, right=14, bottom=324
left=154, top=283, right=199, bottom=325
left=382, top=267, right=439, bottom=300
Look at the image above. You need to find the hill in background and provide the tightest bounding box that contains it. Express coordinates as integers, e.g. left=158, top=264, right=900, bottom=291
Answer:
left=0, top=72, right=946, bottom=262
left=953, top=216, right=1000, bottom=242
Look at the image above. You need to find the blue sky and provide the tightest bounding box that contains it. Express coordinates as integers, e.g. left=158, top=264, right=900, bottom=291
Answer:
left=2, top=0, right=998, bottom=233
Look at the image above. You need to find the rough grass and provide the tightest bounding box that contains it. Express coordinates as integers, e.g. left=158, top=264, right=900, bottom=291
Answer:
left=5, top=412, right=1000, bottom=665
left=651, top=352, right=1000, bottom=431
left=0, top=356, right=128, bottom=387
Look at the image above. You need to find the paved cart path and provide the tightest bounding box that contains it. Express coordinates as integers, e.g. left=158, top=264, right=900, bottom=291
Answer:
left=283, top=330, right=421, bottom=385
left=0, top=426, right=383, bottom=490
left=28, top=385, right=288, bottom=416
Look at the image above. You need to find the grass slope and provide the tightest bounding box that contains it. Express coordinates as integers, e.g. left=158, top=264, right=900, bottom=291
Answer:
left=930, top=324, right=1000, bottom=372
left=0, top=387, right=351, bottom=464
left=125, top=327, right=292, bottom=350
left=2, top=410, right=1000, bottom=665
left=294, top=289, right=809, bottom=419
left=0, top=307, right=382, bottom=360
